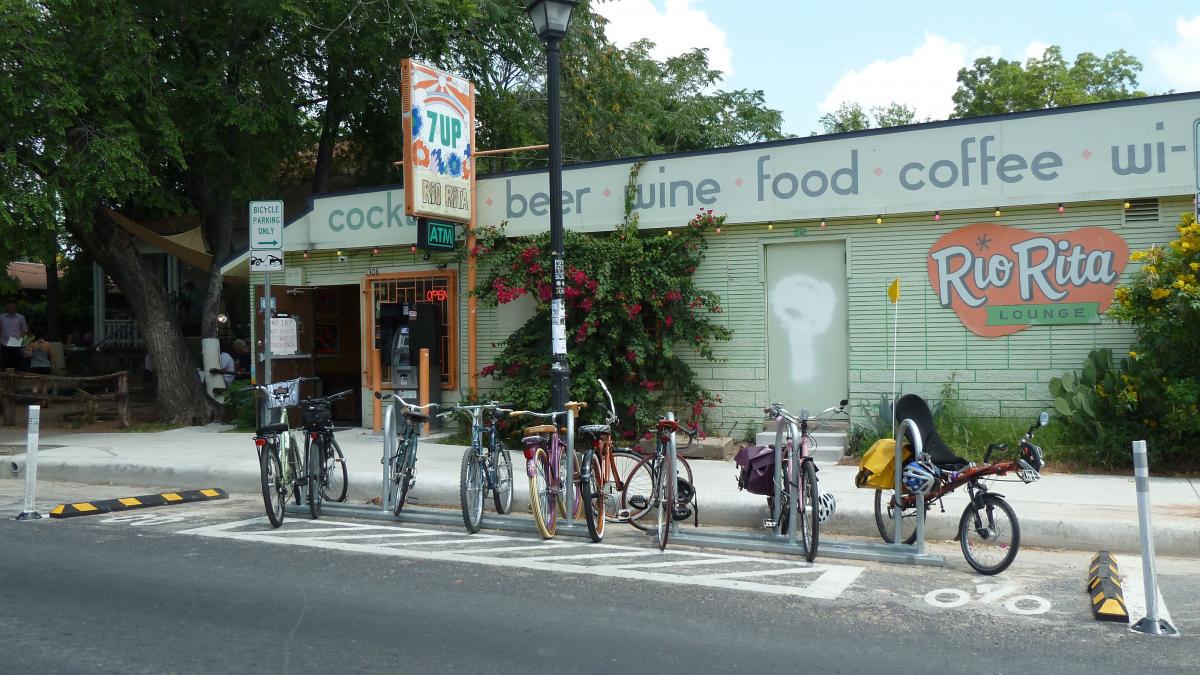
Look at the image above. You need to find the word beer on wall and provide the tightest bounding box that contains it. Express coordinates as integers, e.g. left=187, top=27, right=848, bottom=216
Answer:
left=401, top=60, right=475, bottom=225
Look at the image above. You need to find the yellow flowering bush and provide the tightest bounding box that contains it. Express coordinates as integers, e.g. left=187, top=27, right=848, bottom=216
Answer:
left=1103, top=211, right=1200, bottom=466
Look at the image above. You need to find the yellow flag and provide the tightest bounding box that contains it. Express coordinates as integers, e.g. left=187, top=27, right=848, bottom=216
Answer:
left=887, top=277, right=901, bottom=303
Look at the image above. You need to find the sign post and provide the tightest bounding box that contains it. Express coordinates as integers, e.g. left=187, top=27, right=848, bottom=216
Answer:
left=250, top=200, right=284, bottom=420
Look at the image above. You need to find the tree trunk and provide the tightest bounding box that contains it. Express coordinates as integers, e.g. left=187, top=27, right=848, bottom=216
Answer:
left=67, top=210, right=215, bottom=425
left=199, top=192, right=233, bottom=340
left=44, top=252, right=61, bottom=342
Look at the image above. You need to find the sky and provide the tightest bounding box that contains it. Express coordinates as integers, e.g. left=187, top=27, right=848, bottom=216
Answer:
left=593, top=0, right=1200, bottom=136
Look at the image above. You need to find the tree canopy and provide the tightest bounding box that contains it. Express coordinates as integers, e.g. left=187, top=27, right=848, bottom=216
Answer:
left=951, top=45, right=1146, bottom=118
left=817, top=101, right=919, bottom=134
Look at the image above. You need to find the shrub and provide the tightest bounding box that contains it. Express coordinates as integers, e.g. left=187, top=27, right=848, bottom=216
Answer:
left=474, top=170, right=731, bottom=438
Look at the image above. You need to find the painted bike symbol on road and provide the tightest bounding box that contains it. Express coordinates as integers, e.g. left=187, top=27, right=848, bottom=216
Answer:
left=924, top=581, right=1051, bottom=616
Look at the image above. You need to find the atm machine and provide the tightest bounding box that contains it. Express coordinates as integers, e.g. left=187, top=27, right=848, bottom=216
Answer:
left=382, top=301, right=442, bottom=428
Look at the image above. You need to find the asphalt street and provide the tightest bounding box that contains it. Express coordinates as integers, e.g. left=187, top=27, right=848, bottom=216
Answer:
left=1, top=480, right=1198, bottom=674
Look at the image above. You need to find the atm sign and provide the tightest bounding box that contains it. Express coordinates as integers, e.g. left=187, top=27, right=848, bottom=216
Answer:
left=418, top=218, right=457, bottom=251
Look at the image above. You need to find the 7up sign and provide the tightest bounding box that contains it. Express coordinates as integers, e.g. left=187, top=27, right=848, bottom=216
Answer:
left=401, top=60, right=474, bottom=224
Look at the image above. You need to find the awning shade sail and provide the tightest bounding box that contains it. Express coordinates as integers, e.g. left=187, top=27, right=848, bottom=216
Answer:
left=105, top=208, right=213, bottom=270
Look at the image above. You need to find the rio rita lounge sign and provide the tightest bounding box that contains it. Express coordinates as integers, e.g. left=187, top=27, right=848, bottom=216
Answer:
left=928, top=223, right=1129, bottom=337
left=402, top=60, right=474, bottom=224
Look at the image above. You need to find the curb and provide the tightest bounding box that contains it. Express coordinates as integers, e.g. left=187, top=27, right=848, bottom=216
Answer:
left=17, top=459, right=1200, bottom=558
left=49, top=488, right=228, bottom=518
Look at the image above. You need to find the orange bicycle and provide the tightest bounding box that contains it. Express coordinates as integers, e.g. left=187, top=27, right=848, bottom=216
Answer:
left=576, top=379, right=646, bottom=542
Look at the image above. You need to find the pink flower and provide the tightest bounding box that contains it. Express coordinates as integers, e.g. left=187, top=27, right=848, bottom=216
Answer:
left=537, top=283, right=552, bottom=302
left=504, top=364, right=521, bottom=376
left=579, top=297, right=593, bottom=311
left=481, top=364, right=497, bottom=377
left=665, top=289, right=682, bottom=302
left=625, top=349, right=637, bottom=362
left=664, top=316, right=674, bottom=328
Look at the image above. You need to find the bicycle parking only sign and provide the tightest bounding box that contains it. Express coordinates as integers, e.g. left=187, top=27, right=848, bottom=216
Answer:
left=250, top=200, right=285, bottom=272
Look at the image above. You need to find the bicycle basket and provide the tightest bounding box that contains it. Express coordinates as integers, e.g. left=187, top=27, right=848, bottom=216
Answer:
left=301, top=401, right=332, bottom=428
left=265, top=378, right=301, bottom=409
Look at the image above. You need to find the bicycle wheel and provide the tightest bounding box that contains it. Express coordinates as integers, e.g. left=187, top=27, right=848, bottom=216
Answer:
left=959, top=493, right=1020, bottom=575
left=285, top=433, right=303, bottom=506
left=393, top=438, right=415, bottom=516
left=306, top=434, right=322, bottom=519
left=580, top=452, right=605, bottom=542
left=873, top=488, right=918, bottom=545
left=320, top=438, right=348, bottom=503
left=490, top=444, right=514, bottom=515
left=798, top=461, right=819, bottom=562
left=655, top=452, right=674, bottom=551
left=259, top=442, right=285, bottom=528
left=460, top=447, right=485, bottom=533
left=620, top=455, right=657, bottom=531
left=528, top=447, right=556, bottom=539
left=605, top=449, right=643, bottom=523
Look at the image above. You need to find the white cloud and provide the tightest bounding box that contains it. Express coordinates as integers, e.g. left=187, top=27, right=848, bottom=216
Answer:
left=1024, top=41, right=1050, bottom=61
left=593, top=0, right=733, bottom=78
left=818, top=34, right=966, bottom=122
left=1152, top=15, right=1200, bottom=91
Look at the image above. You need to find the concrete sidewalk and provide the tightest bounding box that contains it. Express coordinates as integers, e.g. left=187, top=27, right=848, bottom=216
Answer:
left=3, top=424, right=1198, bottom=557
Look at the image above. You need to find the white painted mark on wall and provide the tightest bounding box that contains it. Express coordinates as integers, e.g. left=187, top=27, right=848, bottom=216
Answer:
left=770, top=274, right=836, bottom=384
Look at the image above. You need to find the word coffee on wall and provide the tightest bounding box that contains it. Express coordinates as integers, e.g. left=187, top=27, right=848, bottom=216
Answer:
left=402, top=60, right=474, bottom=223
left=927, top=223, right=1130, bottom=337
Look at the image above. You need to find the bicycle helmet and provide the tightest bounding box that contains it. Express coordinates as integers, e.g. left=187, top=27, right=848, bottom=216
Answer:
left=817, top=491, right=837, bottom=524
left=673, top=477, right=696, bottom=521
left=1019, top=441, right=1044, bottom=473
left=902, top=459, right=939, bottom=494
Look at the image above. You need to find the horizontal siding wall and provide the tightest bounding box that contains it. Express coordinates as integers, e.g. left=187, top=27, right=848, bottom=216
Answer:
left=845, top=197, right=1186, bottom=422
left=255, top=195, right=1188, bottom=433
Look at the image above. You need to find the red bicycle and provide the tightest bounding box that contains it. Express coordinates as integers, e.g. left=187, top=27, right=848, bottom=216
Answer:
left=874, top=394, right=1047, bottom=575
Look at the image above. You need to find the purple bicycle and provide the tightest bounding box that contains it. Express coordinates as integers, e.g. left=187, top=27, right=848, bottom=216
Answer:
left=507, top=402, right=587, bottom=539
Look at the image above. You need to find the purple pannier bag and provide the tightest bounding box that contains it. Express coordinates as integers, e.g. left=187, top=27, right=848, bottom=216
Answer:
left=734, top=445, right=777, bottom=496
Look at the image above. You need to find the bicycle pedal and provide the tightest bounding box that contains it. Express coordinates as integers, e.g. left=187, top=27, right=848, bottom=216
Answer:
left=616, top=508, right=631, bottom=520
left=762, top=518, right=778, bottom=528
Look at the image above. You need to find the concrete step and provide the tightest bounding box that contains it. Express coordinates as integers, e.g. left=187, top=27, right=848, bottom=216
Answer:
left=760, top=418, right=850, bottom=433
left=752, top=431, right=846, bottom=464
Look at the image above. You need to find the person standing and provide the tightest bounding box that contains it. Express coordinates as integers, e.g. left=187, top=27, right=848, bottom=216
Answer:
left=26, top=329, right=52, bottom=399
left=1, top=302, right=30, bottom=371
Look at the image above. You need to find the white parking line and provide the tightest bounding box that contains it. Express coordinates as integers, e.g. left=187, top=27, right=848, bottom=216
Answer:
left=702, top=567, right=819, bottom=580
left=519, top=550, right=663, bottom=562
left=178, top=518, right=864, bottom=600
left=602, top=556, right=743, bottom=570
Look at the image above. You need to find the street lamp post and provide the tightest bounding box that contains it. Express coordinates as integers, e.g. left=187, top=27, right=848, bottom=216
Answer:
left=526, top=0, right=578, bottom=413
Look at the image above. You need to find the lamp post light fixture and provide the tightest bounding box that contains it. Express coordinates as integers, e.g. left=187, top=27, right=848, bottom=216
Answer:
left=526, top=0, right=578, bottom=413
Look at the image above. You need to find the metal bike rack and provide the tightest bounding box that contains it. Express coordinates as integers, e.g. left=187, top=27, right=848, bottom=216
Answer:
left=287, top=397, right=597, bottom=539
left=285, top=401, right=940, bottom=566
left=664, top=412, right=942, bottom=566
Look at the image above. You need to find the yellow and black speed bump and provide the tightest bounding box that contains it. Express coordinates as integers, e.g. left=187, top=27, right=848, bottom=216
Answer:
left=49, top=488, right=228, bottom=519
left=1088, top=550, right=1129, bottom=622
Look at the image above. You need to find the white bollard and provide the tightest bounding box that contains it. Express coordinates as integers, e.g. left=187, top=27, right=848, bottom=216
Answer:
left=16, top=405, right=42, bottom=520
left=1130, top=440, right=1177, bottom=636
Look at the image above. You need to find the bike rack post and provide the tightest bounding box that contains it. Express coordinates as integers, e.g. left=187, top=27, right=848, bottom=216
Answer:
left=381, top=398, right=395, bottom=513
left=894, top=418, right=926, bottom=553
left=666, top=411, right=678, bottom=536
left=1130, top=439, right=1178, bottom=636
left=771, top=419, right=785, bottom=537
left=15, top=405, right=42, bottom=521
left=563, top=406, right=575, bottom=528
left=786, top=419, right=801, bottom=546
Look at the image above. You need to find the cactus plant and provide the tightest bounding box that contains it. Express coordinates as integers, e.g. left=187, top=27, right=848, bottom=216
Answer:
left=1049, top=349, right=1122, bottom=440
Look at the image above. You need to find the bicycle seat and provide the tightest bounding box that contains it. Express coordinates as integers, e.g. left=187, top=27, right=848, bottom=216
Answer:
left=523, top=424, right=558, bottom=435
left=894, top=394, right=969, bottom=470
left=403, top=410, right=431, bottom=423
left=578, top=424, right=610, bottom=437
left=256, top=423, right=289, bottom=436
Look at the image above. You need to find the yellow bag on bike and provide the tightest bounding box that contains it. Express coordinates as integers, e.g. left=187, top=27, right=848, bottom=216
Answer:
left=854, top=439, right=912, bottom=490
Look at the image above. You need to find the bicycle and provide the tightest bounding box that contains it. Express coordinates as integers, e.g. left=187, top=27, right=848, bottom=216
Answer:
left=742, top=400, right=847, bottom=562
left=575, top=379, right=648, bottom=542
left=447, top=400, right=516, bottom=533
left=298, top=389, right=354, bottom=519
left=873, top=394, right=1048, bottom=575
left=253, top=377, right=317, bottom=528
left=507, top=402, right=587, bottom=539
left=375, top=391, right=441, bottom=516
left=621, top=413, right=698, bottom=551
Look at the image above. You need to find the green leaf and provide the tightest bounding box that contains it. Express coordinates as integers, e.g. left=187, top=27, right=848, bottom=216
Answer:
left=1081, top=362, right=1097, bottom=387
left=1048, top=377, right=1067, bottom=399
left=1053, top=397, right=1073, bottom=418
